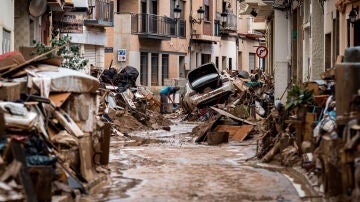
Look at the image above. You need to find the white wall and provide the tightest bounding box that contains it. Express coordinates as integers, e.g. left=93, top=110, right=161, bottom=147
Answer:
left=310, top=0, right=325, bottom=80
left=67, top=27, right=107, bottom=46
left=0, top=0, right=14, bottom=53
left=324, top=0, right=336, bottom=34
left=238, top=39, right=259, bottom=72
left=220, top=39, right=237, bottom=70
left=274, top=10, right=290, bottom=103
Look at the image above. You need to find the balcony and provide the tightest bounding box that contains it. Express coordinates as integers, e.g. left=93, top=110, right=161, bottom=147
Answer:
left=217, top=12, right=237, bottom=33
left=131, top=13, right=186, bottom=40
left=84, top=0, right=114, bottom=27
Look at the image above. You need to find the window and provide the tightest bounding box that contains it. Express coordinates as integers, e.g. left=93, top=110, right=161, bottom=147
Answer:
left=2, top=29, right=11, bottom=54
left=170, top=0, right=185, bottom=36
left=117, top=0, right=120, bottom=12
left=249, top=53, right=256, bottom=70
left=151, top=53, right=159, bottom=86
left=179, top=56, right=186, bottom=78
left=162, top=54, right=169, bottom=85
left=140, top=52, right=148, bottom=85
left=222, top=56, right=227, bottom=70
left=214, top=20, right=220, bottom=36
left=204, top=0, right=209, bottom=21
left=215, top=57, right=219, bottom=69
left=201, top=54, right=211, bottom=64
left=229, top=58, right=232, bottom=70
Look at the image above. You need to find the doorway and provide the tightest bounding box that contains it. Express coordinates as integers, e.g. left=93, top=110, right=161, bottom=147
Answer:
left=354, top=20, right=360, bottom=46
left=325, top=33, right=331, bottom=70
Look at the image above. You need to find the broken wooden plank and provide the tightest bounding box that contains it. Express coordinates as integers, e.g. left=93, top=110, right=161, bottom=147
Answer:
left=210, top=106, right=256, bottom=126
left=49, top=92, right=72, bottom=108
left=232, top=78, right=249, bottom=92
left=100, top=123, right=111, bottom=165
left=0, top=160, right=22, bottom=182
left=56, top=162, right=86, bottom=194
left=0, top=110, right=4, bottom=137
left=0, top=44, right=67, bottom=78
left=78, top=134, right=96, bottom=182
left=54, top=109, right=84, bottom=138
left=194, top=114, right=222, bottom=143
left=214, top=124, right=254, bottom=142
left=207, top=131, right=229, bottom=145
left=28, top=166, right=53, bottom=201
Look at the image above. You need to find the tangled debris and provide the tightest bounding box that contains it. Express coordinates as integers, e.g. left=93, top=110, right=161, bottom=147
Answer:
left=184, top=67, right=274, bottom=145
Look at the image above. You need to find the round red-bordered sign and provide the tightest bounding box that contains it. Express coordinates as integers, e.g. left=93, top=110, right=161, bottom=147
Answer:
left=256, top=46, right=268, bottom=58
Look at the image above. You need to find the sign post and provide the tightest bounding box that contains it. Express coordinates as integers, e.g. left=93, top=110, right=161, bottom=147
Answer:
left=117, top=49, right=126, bottom=62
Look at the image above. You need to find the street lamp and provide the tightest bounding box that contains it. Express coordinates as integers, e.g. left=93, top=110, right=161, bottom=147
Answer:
left=174, top=5, right=181, bottom=22
left=221, top=11, right=228, bottom=27
left=191, top=6, right=205, bottom=24
left=349, top=6, right=358, bottom=25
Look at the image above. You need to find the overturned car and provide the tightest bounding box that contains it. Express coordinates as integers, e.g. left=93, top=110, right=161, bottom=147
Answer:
left=181, top=62, right=234, bottom=112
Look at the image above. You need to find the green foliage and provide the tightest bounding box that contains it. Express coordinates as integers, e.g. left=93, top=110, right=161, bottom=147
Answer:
left=285, top=85, right=315, bottom=110
left=32, top=35, right=88, bottom=70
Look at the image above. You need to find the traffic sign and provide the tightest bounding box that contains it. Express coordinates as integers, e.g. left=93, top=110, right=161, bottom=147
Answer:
left=117, top=49, right=126, bottom=62
left=256, top=46, right=268, bottom=58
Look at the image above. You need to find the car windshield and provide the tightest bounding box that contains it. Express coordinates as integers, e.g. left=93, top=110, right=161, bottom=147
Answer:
left=191, top=73, right=218, bottom=89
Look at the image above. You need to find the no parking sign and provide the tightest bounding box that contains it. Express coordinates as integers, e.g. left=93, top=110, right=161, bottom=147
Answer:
left=256, top=46, right=268, bottom=58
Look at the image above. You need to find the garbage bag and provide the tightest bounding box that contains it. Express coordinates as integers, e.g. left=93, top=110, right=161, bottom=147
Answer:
left=25, top=136, right=50, bottom=156
left=113, top=66, right=139, bottom=87
left=26, top=155, right=57, bottom=166
left=100, top=67, right=117, bottom=84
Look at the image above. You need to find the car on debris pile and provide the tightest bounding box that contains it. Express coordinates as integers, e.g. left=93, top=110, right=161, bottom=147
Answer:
left=181, top=62, right=235, bottom=112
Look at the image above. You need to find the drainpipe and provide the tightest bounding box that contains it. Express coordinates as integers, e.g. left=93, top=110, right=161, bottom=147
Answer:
left=189, top=0, right=193, bottom=71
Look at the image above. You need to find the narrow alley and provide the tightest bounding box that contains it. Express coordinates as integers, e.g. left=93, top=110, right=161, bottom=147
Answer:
left=1, top=0, right=360, bottom=201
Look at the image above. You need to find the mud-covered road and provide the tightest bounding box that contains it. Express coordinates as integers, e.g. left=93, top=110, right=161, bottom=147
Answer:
left=82, top=120, right=319, bottom=202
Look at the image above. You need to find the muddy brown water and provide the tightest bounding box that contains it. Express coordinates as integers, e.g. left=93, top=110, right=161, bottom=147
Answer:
left=81, top=120, right=318, bottom=202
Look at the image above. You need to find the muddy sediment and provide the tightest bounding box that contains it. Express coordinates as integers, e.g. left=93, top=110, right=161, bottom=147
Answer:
left=81, top=120, right=316, bottom=202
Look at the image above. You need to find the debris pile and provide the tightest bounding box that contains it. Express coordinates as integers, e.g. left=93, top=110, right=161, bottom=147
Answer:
left=97, top=67, right=172, bottom=135
left=0, top=49, right=109, bottom=201
left=184, top=64, right=274, bottom=145
left=255, top=47, right=360, bottom=201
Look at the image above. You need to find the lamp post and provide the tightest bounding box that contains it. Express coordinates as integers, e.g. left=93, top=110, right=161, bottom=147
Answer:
left=197, top=6, right=205, bottom=22
left=191, top=6, right=205, bottom=24
left=174, top=5, right=181, bottom=22
left=221, top=11, right=228, bottom=27
left=349, top=7, right=358, bottom=25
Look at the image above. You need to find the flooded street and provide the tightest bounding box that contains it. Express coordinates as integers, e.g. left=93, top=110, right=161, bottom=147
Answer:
left=82, top=120, right=316, bottom=202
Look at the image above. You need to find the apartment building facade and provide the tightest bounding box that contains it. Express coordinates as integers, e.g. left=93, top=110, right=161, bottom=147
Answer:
left=54, top=0, right=114, bottom=72
left=112, top=0, right=267, bottom=87
left=0, top=0, right=14, bottom=54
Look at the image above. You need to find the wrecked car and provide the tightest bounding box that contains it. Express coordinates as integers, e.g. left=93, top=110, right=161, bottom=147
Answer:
left=181, top=62, right=234, bottom=112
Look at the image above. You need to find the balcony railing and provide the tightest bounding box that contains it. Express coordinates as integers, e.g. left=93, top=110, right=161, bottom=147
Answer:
left=131, top=13, right=186, bottom=40
left=84, top=0, right=114, bottom=27
left=217, top=12, right=237, bottom=33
